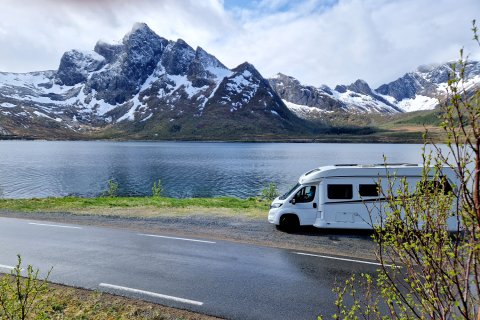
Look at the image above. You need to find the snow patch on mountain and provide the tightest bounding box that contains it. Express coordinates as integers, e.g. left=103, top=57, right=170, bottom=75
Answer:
left=207, top=66, right=232, bottom=80
left=33, top=110, right=62, bottom=122
left=397, top=95, right=439, bottom=112
left=0, top=102, right=16, bottom=108
left=283, top=100, right=332, bottom=119
left=85, top=89, right=118, bottom=116
left=168, top=74, right=207, bottom=98
left=333, top=89, right=397, bottom=113
left=225, top=70, right=259, bottom=107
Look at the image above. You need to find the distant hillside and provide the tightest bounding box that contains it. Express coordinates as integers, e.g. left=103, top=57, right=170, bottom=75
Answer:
left=269, top=62, right=480, bottom=121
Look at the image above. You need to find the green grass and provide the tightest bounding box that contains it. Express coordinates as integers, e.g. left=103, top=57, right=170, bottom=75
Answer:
left=0, top=196, right=270, bottom=219
left=0, top=274, right=219, bottom=320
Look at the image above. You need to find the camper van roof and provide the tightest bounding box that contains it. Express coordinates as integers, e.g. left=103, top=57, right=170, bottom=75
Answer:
left=298, top=163, right=429, bottom=184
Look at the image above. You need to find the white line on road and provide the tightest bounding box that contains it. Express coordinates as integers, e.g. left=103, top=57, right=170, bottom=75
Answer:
left=294, top=252, right=397, bottom=268
left=99, top=283, right=203, bottom=306
left=28, top=222, right=82, bottom=229
left=138, top=233, right=216, bottom=244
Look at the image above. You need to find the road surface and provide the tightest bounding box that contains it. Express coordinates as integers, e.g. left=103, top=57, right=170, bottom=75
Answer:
left=0, top=217, right=380, bottom=319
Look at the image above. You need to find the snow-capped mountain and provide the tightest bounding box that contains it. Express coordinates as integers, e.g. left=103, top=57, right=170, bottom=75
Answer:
left=1, top=22, right=479, bottom=139
left=0, top=23, right=306, bottom=138
left=376, top=62, right=480, bottom=112
left=269, top=62, right=480, bottom=119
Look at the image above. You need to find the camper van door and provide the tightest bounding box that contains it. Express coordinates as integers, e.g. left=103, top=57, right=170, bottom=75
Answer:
left=291, top=184, right=318, bottom=225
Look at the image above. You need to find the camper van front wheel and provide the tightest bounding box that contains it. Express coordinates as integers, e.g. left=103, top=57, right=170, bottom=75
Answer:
left=278, top=214, right=299, bottom=232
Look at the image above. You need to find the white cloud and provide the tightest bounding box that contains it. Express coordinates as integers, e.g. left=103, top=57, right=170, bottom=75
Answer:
left=214, top=0, right=480, bottom=87
left=0, top=0, right=478, bottom=88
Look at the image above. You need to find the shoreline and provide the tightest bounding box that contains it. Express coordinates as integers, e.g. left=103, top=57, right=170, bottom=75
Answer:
left=0, top=132, right=431, bottom=144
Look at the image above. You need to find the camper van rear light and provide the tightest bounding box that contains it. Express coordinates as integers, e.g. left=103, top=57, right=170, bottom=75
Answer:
left=270, top=203, right=283, bottom=209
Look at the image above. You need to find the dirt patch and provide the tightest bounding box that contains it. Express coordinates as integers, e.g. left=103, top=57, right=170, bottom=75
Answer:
left=0, top=210, right=377, bottom=260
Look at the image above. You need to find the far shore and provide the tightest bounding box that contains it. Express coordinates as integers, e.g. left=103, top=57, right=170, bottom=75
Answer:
left=0, top=126, right=438, bottom=144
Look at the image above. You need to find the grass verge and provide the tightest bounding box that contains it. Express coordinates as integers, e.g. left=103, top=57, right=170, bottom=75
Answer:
left=0, top=196, right=269, bottom=220
left=0, top=273, right=220, bottom=320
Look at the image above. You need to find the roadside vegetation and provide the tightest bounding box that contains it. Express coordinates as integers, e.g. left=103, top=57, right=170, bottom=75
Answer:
left=321, top=21, right=480, bottom=319
left=0, top=257, right=219, bottom=320
left=0, top=196, right=269, bottom=220
left=0, top=180, right=280, bottom=220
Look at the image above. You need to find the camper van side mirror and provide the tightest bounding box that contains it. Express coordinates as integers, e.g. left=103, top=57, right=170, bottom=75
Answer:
left=290, top=198, right=296, bottom=205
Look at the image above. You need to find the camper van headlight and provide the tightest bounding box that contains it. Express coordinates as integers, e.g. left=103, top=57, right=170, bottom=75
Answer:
left=270, top=203, right=283, bottom=209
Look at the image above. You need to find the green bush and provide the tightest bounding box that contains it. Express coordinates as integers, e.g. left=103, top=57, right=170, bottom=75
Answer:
left=106, top=179, right=119, bottom=198
left=0, top=255, right=51, bottom=320
left=260, top=183, right=279, bottom=201
left=322, top=21, right=480, bottom=320
left=151, top=180, right=163, bottom=197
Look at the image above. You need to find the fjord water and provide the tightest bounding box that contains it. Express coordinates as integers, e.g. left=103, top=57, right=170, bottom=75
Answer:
left=0, top=141, right=426, bottom=199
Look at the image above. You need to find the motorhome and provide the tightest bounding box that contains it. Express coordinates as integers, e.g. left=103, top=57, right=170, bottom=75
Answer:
left=268, top=164, right=459, bottom=231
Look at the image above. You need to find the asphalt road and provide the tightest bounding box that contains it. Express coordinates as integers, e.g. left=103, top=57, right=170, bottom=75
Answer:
left=0, top=217, right=380, bottom=319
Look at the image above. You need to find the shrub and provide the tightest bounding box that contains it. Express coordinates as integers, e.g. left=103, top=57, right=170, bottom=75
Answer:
left=106, top=179, right=118, bottom=197
left=0, top=255, right=51, bottom=320
left=151, top=179, right=163, bottom=197
left=260, top=183, right=279, bottom=201
left=322, top=20, right=480, bottom=320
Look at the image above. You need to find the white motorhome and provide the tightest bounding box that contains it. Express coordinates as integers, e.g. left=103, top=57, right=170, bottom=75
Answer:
left=268, top=164, right=459, bottom=231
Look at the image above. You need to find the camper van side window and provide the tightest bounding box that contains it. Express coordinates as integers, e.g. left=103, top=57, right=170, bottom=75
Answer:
left=327, top=184, right=353, bottom=199
left=294, top=186, right=316, bottom=203
left=359, top=184, right=380, bottom=197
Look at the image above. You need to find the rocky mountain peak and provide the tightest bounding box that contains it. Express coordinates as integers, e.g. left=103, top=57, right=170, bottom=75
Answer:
left=232, top=62, right=263, bottom=79
left=122, top=22, right=160, bottom=45
left=122, top=23, right=168, bottom=64
left=160, top=39, right=196, bottom=76
left=56, top=49, right=105, bottom=86
left=346, top=79, right=373, bottom=95
left=94, top=41, right=124, bottom=63
left=464, top=60, right=480, bottom=78
left=195, top=47, right=226, bottom=70
left=273, top=73, right=301, bottom=86
left=85, top=23, right=171, bottom=104
left=415, top=63, right=451, bottom=84
left=188, top=47, right=228, bottom=83
left=375, top=73, right=419, bottom=101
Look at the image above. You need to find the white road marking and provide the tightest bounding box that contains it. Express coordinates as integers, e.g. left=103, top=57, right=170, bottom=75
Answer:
left=138, top=233, right=216, bottom=244
left=293, top=252, right=397, bottom=268
left=28, top=222, right=82, bottom=229
left=0, top=264, right=15, bottom=271
left=99, top=283, right=203, bottom=306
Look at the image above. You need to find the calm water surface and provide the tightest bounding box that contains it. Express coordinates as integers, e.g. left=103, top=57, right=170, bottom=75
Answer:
left=0, top=141, right=427, bottom=199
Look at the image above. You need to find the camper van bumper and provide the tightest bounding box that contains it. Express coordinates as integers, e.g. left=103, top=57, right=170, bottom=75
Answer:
left=268, top=209, right=279, bottom=224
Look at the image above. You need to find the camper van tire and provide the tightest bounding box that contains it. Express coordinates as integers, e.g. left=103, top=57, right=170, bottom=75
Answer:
left=277, top=214, right=300, bottom=233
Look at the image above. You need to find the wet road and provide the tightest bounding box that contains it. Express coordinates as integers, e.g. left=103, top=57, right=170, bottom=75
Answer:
left=0, top=217, right=379, bottom=319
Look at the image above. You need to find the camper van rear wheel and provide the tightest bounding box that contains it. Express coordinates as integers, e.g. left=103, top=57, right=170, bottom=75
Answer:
left=278, top=214, right=299, bottom=232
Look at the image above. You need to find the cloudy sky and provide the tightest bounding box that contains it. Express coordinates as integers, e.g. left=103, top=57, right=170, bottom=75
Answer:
left=0, top=0, right=478, bottom=88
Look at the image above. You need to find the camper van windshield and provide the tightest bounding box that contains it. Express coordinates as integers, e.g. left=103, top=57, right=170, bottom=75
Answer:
left=279, top=183, right=300, bottom=200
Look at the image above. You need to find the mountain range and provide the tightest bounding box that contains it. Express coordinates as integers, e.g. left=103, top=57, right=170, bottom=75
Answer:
left=0, top=22, right=479, bottom=140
